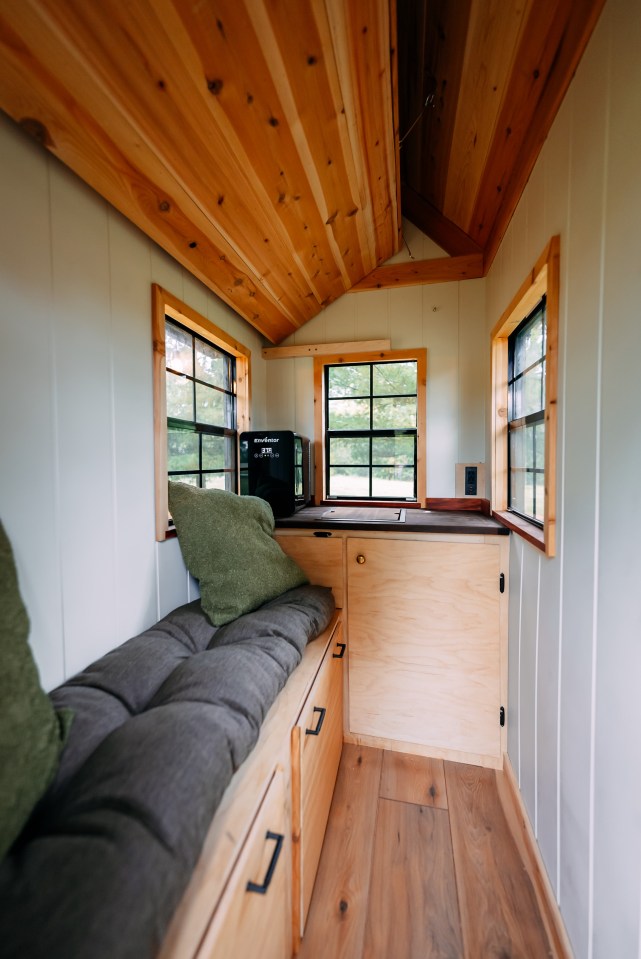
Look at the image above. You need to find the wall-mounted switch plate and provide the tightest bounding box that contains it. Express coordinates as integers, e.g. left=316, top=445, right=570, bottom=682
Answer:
left=455, top=462, right=485, bottom=498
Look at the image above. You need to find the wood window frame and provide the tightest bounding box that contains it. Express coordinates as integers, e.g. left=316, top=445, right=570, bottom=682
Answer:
left=313, top=348, right=427, bottom=507
left=152, top=284, right=251, bottom=541
left=490, top=237, right=559, bottom=556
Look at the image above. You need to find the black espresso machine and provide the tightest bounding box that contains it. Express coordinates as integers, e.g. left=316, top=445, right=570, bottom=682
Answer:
left=240, top=430, right=312, bottom=518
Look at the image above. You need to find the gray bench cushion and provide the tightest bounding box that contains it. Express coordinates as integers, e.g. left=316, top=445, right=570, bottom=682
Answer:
left=0, top=585, right=335, bottom=959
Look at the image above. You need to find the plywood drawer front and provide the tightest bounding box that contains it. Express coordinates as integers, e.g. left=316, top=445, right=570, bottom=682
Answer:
left=274, top=532, right=344, bottom=607
left=347, top=538, right=502, bottom=761
left=295, top=627, right=344, bottom=931
left=196, top=767, right=292, bottom=959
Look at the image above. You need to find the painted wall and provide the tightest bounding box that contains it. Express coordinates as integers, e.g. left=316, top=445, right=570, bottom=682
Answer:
left=265, top=220, right=487, bottom=499
left=487, top=1, right=641, bottom=956
left=0, top=114, right=268, bottom=691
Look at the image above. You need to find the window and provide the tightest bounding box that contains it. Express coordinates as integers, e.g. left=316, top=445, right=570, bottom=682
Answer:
left=152, top=285, right=250, bottom=541
left=507, top=297, right=546, bottom=524
left=165, top=319, right=236, bottom=490
left=491, top=237, right=559, bottom=555
left=314, top=349, right=427, bottom=504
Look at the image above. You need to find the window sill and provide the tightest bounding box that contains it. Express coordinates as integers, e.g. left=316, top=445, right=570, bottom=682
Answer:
left=492, top=510, right=545, bottom=552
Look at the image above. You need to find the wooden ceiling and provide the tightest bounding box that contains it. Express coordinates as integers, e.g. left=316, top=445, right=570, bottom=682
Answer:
left=397, top=0, right=605, bottom=266
left=0, top=0, right=604, bottom=343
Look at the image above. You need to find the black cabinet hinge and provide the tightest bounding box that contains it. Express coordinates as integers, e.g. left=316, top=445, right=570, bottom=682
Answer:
left=499, top=706, right=506, bottom=727
left=499, top=572, right=505, bottom=593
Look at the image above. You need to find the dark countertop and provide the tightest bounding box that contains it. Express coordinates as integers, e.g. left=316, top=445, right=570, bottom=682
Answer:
left=275, top=505, right=509, bottom=536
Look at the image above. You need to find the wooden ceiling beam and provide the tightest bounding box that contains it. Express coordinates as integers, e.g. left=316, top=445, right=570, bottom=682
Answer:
left=348, top=253, right=484, bottom=291
left=401, top=185, right=482, bottom=257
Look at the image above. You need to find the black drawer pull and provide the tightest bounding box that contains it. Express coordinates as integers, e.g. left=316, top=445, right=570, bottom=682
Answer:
left=305, top=706, right=326, bottom=736
left=332, top=642, right=346, bottom=659
left=246, top=831, right=284, bottom=895
left=313, top=530, right=332, bottom=537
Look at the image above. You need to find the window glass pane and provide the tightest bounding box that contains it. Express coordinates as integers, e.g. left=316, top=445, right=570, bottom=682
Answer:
left=328, top=397, right=370, bottom=430
left=166, top=322, right=193, bottom=374
left=201, top=434, right=227, bottom=470
left=509, top=426, right=524, bottom=470
left=534, top=473, right=545, bottom=522
left=195, top=383, right=224, bottom=426
left=167, top=429, right=199, bottom=472
left=329, top=436, right=369, bottom=465
left=203, top=473, right=229, bottom=490
left=514, top=312, right=545, bottom=375
left=373, top=362, right=417, bottom=396
left=510, top=468, right=525, bottom=515
left=373, top=396, right=416, bottom=429
left=169, top=474, right=199, bottom=487
left=196, top=341, right=229, bottom=388
left=372, top=467, right=414, bottom=498
left=166, top=371, right=194, bottom=421
left=328, top=467, right=369, bottom=497
left=535, top=422, right=545, bottom=470
left=523, top=471, right=535, bottom=519
left=372, top=435, right=415, bottom=466
left=328, top=365, right=370, bottom=398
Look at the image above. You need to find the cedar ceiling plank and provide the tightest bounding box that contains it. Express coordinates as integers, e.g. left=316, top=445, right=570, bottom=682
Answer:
left=480, top=0, right=606, bottom=269
left=245, top=0, right=369, bottom=291
left=338, top=0, right=400, bottom=265
left=415, top=0, right=472, bottom=211
left=0, top=9, right=298, bottom=343
left=170, top=0, right=358, bottom=305
left=348, top=253, right=484, bottom=291
left=34, top=0, right=331, bottom=316
left=401, top=185, right=482, bottom=257
left=442, top=0, right=532, bottom=230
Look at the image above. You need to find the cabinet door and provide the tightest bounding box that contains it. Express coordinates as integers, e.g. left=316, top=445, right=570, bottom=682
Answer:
left=196, top=767, right=291, bottom=959
left=274, top=532, right=344, bottom=607
left=293, top=627, right=344, bottom=935
left=347, top=538, right=502, bottom=761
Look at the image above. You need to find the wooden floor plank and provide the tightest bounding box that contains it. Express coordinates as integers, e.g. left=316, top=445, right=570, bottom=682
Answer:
left=445, top=761, right=553, bottom=959
left=363, top=799, right=463, bottom=959
left=298, top=744, right=383, bottom=959
left=379, top=751, right=448, bottom=808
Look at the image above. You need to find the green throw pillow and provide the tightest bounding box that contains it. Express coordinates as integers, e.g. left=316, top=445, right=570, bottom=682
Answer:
left=168, top=483, right=308, bottom=626
left=0, top=521, right=70, bottom=860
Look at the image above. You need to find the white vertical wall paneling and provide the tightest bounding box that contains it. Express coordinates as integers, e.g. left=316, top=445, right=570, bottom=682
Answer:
left=49, top=161, right=118, bottom=679
left=107, top=210, right=158, bottom=642
left=507, top=534, right=523, bottom=772
left=457, top=279, right=486, bottom=467
left=355, top=288, right=390, bottom=340
left=519, top=545, right=540, bottom=827
left=422, top=281, right=459, bottom=496
left=265, top=360, right=296, bottom=430
left=322, top=291, right=356, bottom=342
left=293, top=359, right=315, bottom=440
left=0, top=116, right=64, bottom=690
left=593, top=1, right=641, bottom=955
left=558, top=20, right=609, bottom=955
left=537, top=536, right=562, bottom=895
left=389, top=284, right=422, bottom=349
left=156, top=538, right=190, bottom=619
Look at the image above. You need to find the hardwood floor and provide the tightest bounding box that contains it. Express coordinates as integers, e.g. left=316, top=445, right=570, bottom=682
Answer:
left=298, top=745, right=555, bottom=959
